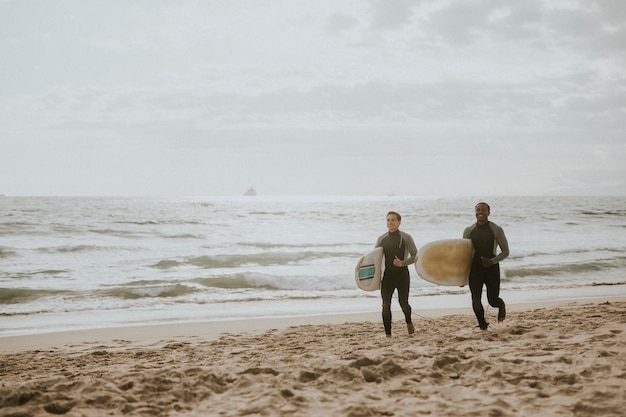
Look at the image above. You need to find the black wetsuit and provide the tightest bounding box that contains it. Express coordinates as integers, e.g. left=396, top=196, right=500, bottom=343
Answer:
left=463, top=221, right=509, bottom=328
left=376, top=230, right=417, bottom=336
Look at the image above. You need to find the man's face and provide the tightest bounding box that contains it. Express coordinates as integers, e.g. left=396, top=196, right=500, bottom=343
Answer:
left=386, top=214, right=400, bottom=232
left=475, top=204, right=490, bottom=224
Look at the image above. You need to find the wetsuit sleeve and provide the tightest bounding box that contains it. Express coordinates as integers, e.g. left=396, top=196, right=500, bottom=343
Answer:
left=401, top=232, right=418, bottom=266
left=490, top=223, right=509, bottom=264
left=462, top=225, right=474, bottom=239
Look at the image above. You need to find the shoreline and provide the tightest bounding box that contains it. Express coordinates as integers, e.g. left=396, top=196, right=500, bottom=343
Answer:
left=2, top=280, right=624, bottom=342
left=2, top=290, right=624, bottom=354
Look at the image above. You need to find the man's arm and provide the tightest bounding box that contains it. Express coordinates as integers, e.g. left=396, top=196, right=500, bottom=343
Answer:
left=401, top=232, right=418, bottom=266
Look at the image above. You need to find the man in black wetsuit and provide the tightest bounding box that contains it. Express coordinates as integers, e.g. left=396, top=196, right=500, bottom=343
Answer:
left=463, top=202, right=509, bottom=330
left=375, top=211, right=418, bottom=337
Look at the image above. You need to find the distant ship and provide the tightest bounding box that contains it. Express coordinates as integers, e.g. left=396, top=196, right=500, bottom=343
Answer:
left=243, top=186, right=256, bottom=196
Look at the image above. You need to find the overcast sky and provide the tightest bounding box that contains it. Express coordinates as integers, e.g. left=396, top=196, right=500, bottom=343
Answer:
left=1, top=0, right=624, bottom=197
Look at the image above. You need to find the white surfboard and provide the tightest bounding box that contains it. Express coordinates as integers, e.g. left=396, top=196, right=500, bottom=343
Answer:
left=415, top=239, right=474, bottom=286
left=355, top=247, right=384, bottom=291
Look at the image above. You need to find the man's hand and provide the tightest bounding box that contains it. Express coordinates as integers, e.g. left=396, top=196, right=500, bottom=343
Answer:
left=481, top=257, right=493, bottom=268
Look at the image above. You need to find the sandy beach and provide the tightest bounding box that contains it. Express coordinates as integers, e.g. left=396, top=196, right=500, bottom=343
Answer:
left=1, top=297, right=625, bottom=417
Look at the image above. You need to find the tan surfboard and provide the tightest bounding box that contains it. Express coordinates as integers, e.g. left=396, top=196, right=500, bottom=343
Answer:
left=415, top=239, right=474, bottom=286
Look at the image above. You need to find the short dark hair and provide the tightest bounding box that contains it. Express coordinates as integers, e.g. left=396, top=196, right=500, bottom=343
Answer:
left=387, top=211, right=401, bottom=222
left=475, top=202, right=490, bottom=211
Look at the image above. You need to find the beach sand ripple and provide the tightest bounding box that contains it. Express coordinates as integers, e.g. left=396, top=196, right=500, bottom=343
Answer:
left=1, top=301, right=625, bottom=416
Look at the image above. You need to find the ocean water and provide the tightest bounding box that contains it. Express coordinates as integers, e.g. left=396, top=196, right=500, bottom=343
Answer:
left=1, top=195, right=625, bottom=337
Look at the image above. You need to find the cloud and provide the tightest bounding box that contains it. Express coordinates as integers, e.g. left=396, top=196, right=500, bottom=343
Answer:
left=0, top=0, right=624, bottom=196
left=325, top=12, right=360, bottom=35
left=368, top=0, right=416, bottom=30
